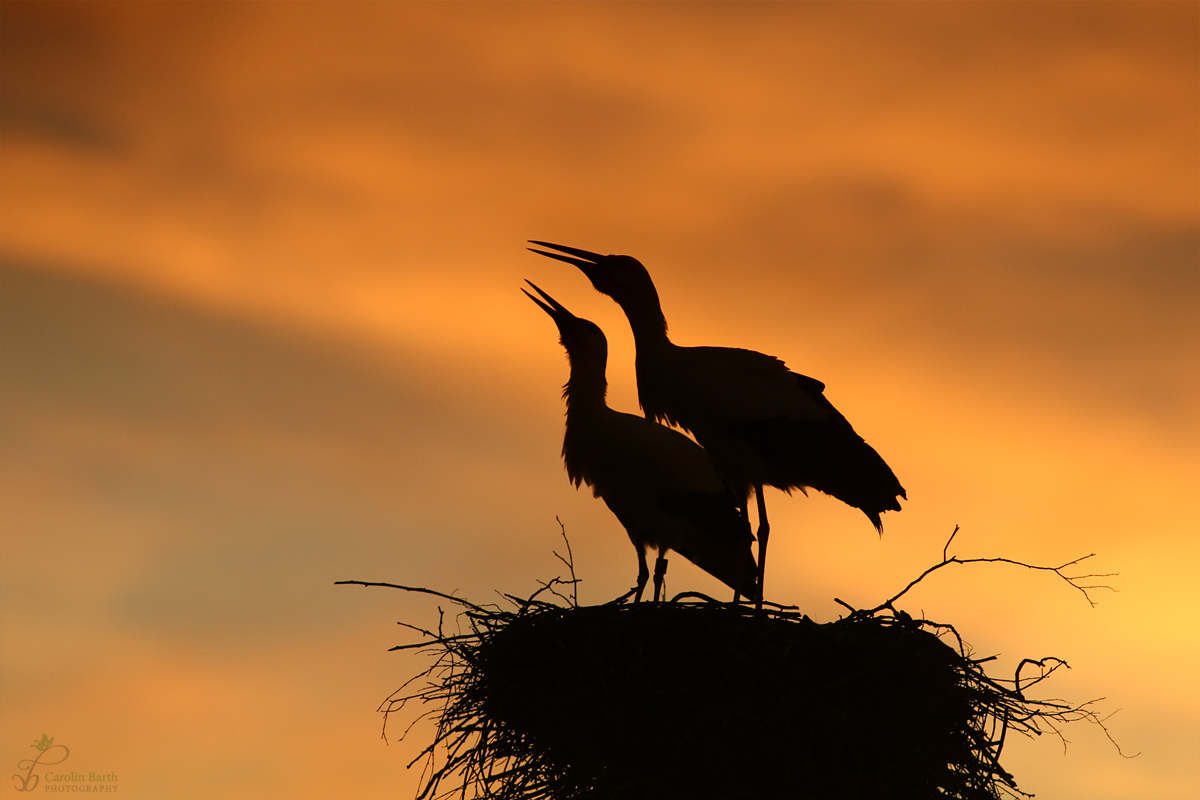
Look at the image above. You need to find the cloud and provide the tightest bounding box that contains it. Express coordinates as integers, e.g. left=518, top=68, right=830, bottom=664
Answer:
left=1, top=4, right=1197, bottom=796
left=1, top=262, right=558, bottom=639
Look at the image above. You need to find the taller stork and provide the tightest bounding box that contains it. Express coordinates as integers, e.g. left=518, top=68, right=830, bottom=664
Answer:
left=524, top=280, right=759, bottom=603
left=528, top=241, right=905, bottom=603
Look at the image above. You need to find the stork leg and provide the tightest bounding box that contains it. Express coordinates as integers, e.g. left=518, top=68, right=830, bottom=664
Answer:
left=731, top=504, right=750, bottom=604
left=754, top=484, right=770, bottom=611
left=633, top=549, right=650, bottom=603
left=653, top=554, right=669, bottom=602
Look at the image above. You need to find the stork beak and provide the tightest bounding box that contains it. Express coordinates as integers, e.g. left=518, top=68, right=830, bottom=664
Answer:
left=522, top=280, right=577, bottom=332
left=527, top=240, right=604, bottom=280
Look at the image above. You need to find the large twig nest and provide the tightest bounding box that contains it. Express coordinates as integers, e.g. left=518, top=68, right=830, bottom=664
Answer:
left=384, top=588, right=1092, bottom=800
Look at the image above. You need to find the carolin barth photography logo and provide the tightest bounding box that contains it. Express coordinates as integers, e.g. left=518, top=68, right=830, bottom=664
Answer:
left=13, top=734, right=118, bottom=793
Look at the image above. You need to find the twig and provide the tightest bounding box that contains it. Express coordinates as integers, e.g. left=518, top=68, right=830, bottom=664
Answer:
left=1014, top=657, right=1069, bottom=696
left=334, top=580, right=488, bottom=613
left=867, top=526, right=1117, bottom=613
left=388, top=633, right=478, bottom=652
left=553, top=516, right=580, bottom=607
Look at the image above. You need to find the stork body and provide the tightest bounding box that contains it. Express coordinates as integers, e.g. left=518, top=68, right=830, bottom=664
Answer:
left=525, top=281, right=759, bottom=603
left=529, top=242, right=905, bottom=603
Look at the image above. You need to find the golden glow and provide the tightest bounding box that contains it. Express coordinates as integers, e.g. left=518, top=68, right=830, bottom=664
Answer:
left=2, top=2, right=1196, bottom=798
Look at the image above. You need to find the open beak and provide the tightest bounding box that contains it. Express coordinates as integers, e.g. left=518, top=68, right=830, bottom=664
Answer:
left=522, top=279, right=577, bottom=333
left=527, top=241, right=605, bottom=280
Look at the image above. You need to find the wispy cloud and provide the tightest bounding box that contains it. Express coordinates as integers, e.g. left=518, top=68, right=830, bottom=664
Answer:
left=1, top=3, right=1196, bottom=797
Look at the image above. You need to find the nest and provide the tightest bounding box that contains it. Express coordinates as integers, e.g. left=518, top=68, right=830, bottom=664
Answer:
left=382, top=583, right=1095, bottom=800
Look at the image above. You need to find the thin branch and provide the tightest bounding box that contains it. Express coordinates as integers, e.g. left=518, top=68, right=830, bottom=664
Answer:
left=553, top=516, right=580, bottom=607
left=334, top=580, right=488, bottom=613
left=395, top=619, right=439, bottom=640
left=867, top=527, right=1117, bottom=613
left=1014, top=657, right=1070, bottom=696
left=833, top=597, right=857, bottom=615
left=389, top=634, right=478, bottom=652
left=606, top=587, right=639, bottom=605
left=943, top=524, right=961, bottom=561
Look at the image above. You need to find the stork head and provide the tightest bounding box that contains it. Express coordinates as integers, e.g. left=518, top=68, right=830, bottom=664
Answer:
left=523, top=280, right=608, bottom=367
left=527, top=241, right=663, bottom=325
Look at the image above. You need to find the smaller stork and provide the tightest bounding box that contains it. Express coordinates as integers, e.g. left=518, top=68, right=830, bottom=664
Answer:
left=525, top=281, right=759, bottom=603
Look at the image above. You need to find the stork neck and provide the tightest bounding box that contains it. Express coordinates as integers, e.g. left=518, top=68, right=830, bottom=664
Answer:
left=618, top=294, right=671, bottom=351
left=563, top=360, right=609, bottom=418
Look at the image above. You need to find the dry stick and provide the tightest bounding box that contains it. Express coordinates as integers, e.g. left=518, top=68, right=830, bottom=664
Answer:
left=552, top=516, right=580, bottom=607
left=335, top=580, right=489, bottom=613
left=520, top=524, right=584, bottom=610
left=669, top=590, right=801, bottom=611
left=834, top=525, right=1118, bottom=615
left=388, top=634, right=478, bottom=652
left=522, top=576, right=581, bottom=610
left=1014, top=657, right=1069, bottom=697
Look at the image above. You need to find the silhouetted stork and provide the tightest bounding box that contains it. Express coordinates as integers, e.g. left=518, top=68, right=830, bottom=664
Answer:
left=529, top=242, right=905, bottom=604
left=524, top=280, right=760, bottom=603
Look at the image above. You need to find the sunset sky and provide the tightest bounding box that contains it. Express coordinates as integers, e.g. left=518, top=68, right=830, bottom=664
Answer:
left=2, top=2, right=1197, bottom=798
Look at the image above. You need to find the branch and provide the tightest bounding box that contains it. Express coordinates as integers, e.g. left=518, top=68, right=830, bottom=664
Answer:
left=524, top=576, right=580, bottom=609
left=334, top=580, right=488, bottom=613
left=553, top=516, right=580, bottom=607
left=868, top=526, right=1117, bottom=613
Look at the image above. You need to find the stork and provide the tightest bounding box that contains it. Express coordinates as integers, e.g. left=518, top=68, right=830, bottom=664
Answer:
left=528, top=242, right=905, bottom=605
left=524, top=280, right=760, bottom=603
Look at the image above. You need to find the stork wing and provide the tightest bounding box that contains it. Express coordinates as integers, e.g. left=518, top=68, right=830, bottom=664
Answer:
left=642, top=345, right=834, bottom=429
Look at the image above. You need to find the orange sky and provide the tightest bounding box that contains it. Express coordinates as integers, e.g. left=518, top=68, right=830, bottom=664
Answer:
left=2, top=2, right=1197, bottom=798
